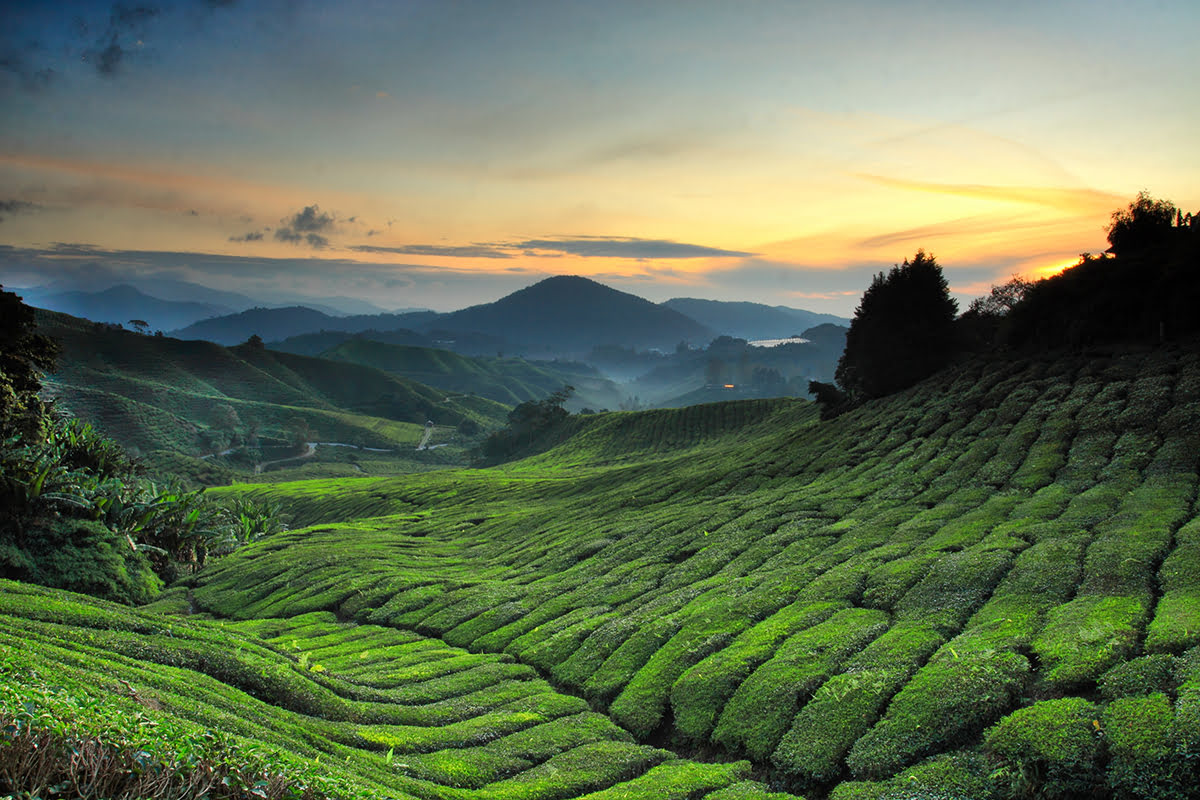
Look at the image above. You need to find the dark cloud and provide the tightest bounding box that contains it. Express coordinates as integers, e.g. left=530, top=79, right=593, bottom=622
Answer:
left=82, top=4, right=162, bottom=77
left=514, top=237, right=755, bottom=260
left=351, top=243, right=513, bottom=259
left=228, top=231, right=264, bottom=242
left=0, top=200, right=42, bottom=224
left=0, top=48, right=56, bottom=92
left=274, top=204, right=335, bottom=248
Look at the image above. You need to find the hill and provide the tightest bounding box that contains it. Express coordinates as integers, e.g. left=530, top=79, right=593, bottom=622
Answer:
left=170, top=306, right=439, bottom=346
left=28, top=284, right=233, bottom=332
left=320, top=338, right=626, bottom=409
left=35, top=309, right=509, bottom=482
left=187, top=339, right=1200, bottom=798
left=662, top=298, right=850, bottom=340
left=429, top=276, right=712, bottom=356
left=7, top=337, right=1200, bottom=797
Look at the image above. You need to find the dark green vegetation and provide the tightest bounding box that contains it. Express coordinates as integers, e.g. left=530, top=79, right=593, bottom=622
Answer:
left=35, top=309, right=510, bottom=483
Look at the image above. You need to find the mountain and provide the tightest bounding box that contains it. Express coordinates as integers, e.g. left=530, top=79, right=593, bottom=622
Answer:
left=432, top=275, right=712, bottom=356
left=27, top=284, right=233, bottom=331
left=169, top=307, right=440, bottom=345
left=662, top=297, right=850, bottom=340
left=320, top=338, right=626, bottom=409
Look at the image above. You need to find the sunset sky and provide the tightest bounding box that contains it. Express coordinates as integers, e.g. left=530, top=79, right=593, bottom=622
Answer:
left=1, top=0, right=1197, bottom=315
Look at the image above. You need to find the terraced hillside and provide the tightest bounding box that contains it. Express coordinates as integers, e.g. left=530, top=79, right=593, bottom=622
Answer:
left=319, top=339, right=624, bottom=410
left=34, top=309, right=510, bottom=481
left=5, top=342, right=1200, bottom=798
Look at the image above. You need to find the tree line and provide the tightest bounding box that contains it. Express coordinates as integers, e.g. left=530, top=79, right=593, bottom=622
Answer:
left=812, top=193, right=1200, bottom=418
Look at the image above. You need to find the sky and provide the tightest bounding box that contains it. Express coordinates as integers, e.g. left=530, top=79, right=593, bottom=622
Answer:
left=1, top=0, right=1197, bottom=315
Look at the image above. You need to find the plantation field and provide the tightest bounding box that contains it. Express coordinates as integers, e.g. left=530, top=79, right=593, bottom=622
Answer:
left=34, top=309, right=511, bottom=483
left=6, top=341, right=1200, bottom=798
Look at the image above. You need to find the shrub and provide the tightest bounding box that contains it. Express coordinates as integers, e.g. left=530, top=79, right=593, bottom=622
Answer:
left=984, top=697, right=1104, bottom=798
left=1103, top=693, right=1189, bottom=799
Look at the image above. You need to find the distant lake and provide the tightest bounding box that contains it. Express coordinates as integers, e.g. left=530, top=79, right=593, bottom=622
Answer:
left=748, top=336, right=810, bottom=348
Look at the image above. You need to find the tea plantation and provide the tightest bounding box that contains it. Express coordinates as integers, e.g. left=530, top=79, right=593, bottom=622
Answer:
left=4, top=341, right=1200, bottom=798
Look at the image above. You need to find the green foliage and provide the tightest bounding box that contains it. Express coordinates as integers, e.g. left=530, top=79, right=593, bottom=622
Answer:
left=0, top=416, right=287, bottom=601
left=0, top=285, right=59, bottom=440
left=984, top=697, right=1104, bottom=798
left=476, top=385, right=575, bottom=464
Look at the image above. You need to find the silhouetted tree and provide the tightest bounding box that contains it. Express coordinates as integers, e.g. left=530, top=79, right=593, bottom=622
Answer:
left=835, top=250, right=958, bottom=400
left=129, top=319, right=150, bottom=334
left=1106, top=192, right=1178, bottom=256
left=958, top=275, right=1035, bottom=351
left=808, top=380, right=851, bottom=420
left=0, top=286, right=59, bottom=439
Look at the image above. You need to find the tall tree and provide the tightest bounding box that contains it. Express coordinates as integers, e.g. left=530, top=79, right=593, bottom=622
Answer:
left=835, top=251, right=958, bottom=400
left=0, top=286, right=60, bottom=438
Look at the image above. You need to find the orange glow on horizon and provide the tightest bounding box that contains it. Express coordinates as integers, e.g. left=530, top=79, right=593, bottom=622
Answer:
left=1020, top=256, right=1082, bottom=282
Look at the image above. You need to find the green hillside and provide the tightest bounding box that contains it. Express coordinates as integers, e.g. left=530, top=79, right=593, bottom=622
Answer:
left=35, top=310, right=510, bottom=482
left=106, top=341, right=1200, bottom=797
left=320, top=338, right=625, bottom=410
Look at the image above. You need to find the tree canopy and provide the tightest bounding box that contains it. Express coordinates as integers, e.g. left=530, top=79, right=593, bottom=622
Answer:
left=0, top=285, right=60, bottom=438
left=834, top=251, right=958, bottom=401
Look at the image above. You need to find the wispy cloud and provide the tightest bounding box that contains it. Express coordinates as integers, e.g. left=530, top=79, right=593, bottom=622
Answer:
left=351, top=243, right=513, bottom=259
left=856, top=175, right=1124, bottom=212
left=228, top=230, right=264, bottom=242
left=514, top=237, right=754, bottom=259
left=0, top=200, right=42, bottom=224
left=855, top=214, right=1068, bottom=250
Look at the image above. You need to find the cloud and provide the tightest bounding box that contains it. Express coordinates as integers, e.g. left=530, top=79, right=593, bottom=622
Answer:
left=274, top=204, right=335, bottom=248
left=351, top=243, right=513, bottom=259
left=855, top=214, right=1068, bottom=251
left=856, top=175, right=1125, bottom=213
left=82, top=4, right=162, bottom=77
left=514, top=237, right=755, bottom=259
left=228, top=231, right=264, bottom=242
left=0, top=200, right=42, bottom=223
left=0, top=48, right=56, bottom=92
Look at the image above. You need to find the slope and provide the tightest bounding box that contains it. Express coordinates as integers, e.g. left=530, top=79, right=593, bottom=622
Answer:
left=188, top=340, right=1200, bottom=797
left=36, top=309, right=509, bottom=480
left=320, top=338, right=625, bottom=409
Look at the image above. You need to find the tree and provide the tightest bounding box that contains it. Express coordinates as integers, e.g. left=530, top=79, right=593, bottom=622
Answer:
left=129, top=319, right=150, bottom=334
left=0, top=286, right=59, bottom=438
left=1106, top=192, right=1178, bottom=256
left=835, top=250, right=958, bottom=400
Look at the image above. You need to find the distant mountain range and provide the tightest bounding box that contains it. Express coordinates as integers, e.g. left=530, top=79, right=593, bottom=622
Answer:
left=661, top=298, right=850, bottom=340
left=160, top=275, right=846, bottom=358
left=24, top=274, right=850, bottom=366
left=20, top=284, right=235, bottom=333
left=16, top=278, right=418, bottom=326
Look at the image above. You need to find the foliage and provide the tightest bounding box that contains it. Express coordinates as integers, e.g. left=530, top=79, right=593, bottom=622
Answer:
left=0, top=415, right=287, bottom=600
left=475, top=385, right=575, bottom=464
left=834, top=251, right=958, bottom=401
left=1106, top=191, right=1185, bottom=256
left=1000, top=194, right=1199, bottom=349
left=0, top=285, right=59, bottom=440
left=984, top=697, right=1104, bottom=798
